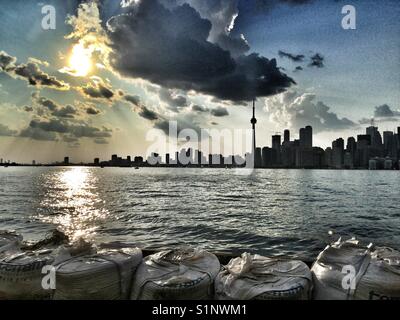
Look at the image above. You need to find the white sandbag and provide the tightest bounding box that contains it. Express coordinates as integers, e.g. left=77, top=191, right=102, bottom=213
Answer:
left=53, top=248, right=142, bottom=300
left=131, top=249, right=220, bottom=300
left=215, top=253, right=312, bottom=300
left=0, top=230, right=22, bottom=253
left=0, top=248, right=56, bottom=299
left=312, top=238, right=400, bottom=300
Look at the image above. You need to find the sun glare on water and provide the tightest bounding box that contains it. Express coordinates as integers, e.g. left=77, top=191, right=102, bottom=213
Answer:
left=68, top=43, right=92, bottom=77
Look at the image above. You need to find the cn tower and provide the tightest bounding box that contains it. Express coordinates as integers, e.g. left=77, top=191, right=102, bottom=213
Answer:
left=251, top=99, right=257, bottom=155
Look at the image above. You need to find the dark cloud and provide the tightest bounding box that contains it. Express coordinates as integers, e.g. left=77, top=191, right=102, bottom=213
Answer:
left=139, top=106, right=160, bottom=121
left=0, top=51, right=69, bottom=90
left=278, top=50, right=305, bottom=62
left=32, top=94, right=77, bottom=118
left=0, top=123, right=17, bottom=136
left=86, top=106, right=101, bottom=115
left=210, top=106, right=229, bottom=117
left=192, top=105, right=209, bottom=113
left=124, top=94, right=141, bottom=106
left=52, top=105, right=77, bottom=118
left=0, top=51, right=17, bottom=71
left=309, top=53, right=325, bottom=68
left=80, top=81, right=114, bottom=100
left=294, top=66, right=303, bottom=72
left=374, top=104, right=400, bottom=118
left=19, top=118, right=112, bottom=143
left=106, top=0, right=294, bottom=102
left=19, top=126, right=58, bottom=141
left=23, top=106, right=34, bottom=112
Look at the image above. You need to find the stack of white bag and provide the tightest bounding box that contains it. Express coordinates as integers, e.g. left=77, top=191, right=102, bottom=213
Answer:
left=53, top=247, right=142, bottom=300
left=215, top=253, right=312, bottom=300
left=312, top=238, right=400, bottom=300
left=131, top=248, right=220, bottom=300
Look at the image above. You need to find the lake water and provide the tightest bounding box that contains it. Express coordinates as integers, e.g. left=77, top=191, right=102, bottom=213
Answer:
left=0, top=167, right=399, bottom=260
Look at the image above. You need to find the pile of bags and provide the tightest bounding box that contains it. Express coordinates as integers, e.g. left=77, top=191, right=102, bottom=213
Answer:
left=1, top=229, right=399, bottom=300
left=312, top=238, right=400, bottom=300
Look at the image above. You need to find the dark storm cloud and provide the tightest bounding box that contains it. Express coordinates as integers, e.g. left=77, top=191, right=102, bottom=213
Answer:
left=106, top=0, right=294, bottom=102
left=80, top=81, right=114, bottom=100
left=309, top=53, right=325, bottom=68
left=278, top=50, right=305, bottom=62
left=210, top=106, right=229, bottom=117
left=374, top=104, right=400, bottom=118
left=294, top=66, right=303, bottom=72
left=0, top=123, right=17, bottom=136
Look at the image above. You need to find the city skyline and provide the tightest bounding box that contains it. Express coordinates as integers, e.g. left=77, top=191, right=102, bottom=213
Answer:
left=2, top=122, right=399, bottom=170
left=0, top=0, right=399, bottom=163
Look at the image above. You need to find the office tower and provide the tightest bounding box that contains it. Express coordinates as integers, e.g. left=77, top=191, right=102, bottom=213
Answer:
left=251, top=99, right=257, bottom=156
left=366, top=126, right=383, bottom=149
left=383, top=131, right=394, bottom=156
left=272, top=135, right=281, bottom=150
left=299, top=126, right=313, bottom=148
left=166, top=153, right=170, bottom=165
left=284, top=129, right=290, bottom=143
left=94, top=158, right=100, bottom=165
left=332, top=138, right=344, bottom=169
left=255, top=147, right=262, bottom=168
left=305, top=126, right=313, bottom=148
left=262, top=147, right=272, bottom=168
left=64, top=157, right=69, bottom=165
left=127, top=156, right=131, bottom=164
left=271, top=135, right=281, bottom=166
left=111, top=154, right=118, bottom=165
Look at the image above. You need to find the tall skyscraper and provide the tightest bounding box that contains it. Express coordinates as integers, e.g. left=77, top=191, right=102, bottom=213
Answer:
left=299, top=126, right=313, bottom=148
left=251, top=99, right=257, bottom=156
left=284, top=129, right=290, bottom=143
left=366, top=126, right=383, bottom=148
left=272, top=135, right=281, bottom=150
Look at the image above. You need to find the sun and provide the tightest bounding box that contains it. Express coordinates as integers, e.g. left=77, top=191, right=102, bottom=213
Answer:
left=68, top=43, right=92, bottom=77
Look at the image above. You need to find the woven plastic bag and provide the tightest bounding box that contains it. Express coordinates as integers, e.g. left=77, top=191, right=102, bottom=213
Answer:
left=312, top=238, right=400, bottom=300
left=215, top=253, right=312, bottom=300
left=53, top=248, right=142, bottom=300
left=131, top=248, right=220, bottom=300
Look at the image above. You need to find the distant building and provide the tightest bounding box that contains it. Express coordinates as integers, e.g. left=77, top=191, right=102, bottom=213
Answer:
left=94, top=158, right=100, bottom=165
left=64, top=157, right=69, bottom=165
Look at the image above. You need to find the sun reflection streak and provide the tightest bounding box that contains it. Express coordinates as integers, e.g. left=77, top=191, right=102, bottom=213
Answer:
left=38, top=167, right=108, bottom=242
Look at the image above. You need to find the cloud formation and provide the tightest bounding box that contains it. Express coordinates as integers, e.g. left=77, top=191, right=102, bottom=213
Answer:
left=309, top=53, right=325, bottom=68
left=374, top=104, right=400, bottom=118
left=265, top=91, right=356, bottom=133
left=105, top=0, right=294, bottom=102
left=0, top=123, right=17, bottom=137
left=278, top=50, right=305, bottom=62
left=0, top=51, right=70, bottom=90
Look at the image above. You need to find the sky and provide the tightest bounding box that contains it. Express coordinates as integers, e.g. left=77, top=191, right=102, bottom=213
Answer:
left=0, top=0, right=399, bottom=163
